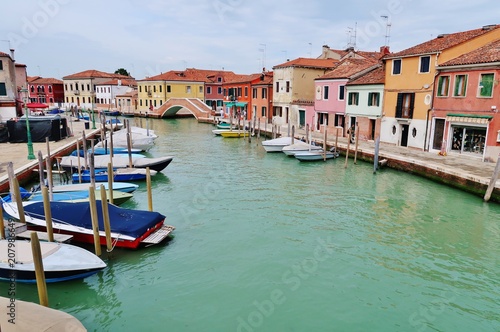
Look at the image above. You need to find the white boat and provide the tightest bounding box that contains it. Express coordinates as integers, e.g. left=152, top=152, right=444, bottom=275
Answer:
left=49, top=182, right=139, bottom=193
left=60, top=155, right=173, bottom=172
left=282, top=141, right=323, bottom=156
left=294, top=149, right=340, bottom=162
left=103, top=118, right=124, bottom=131
left=0, top=239, right=106, bottom=283
left=95, top=126, right=157, bottom=151
left=262, top=137, right=294, bottom=152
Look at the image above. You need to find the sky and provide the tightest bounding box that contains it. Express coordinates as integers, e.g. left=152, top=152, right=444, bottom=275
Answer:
left=1, top=0, right=498, bottom=80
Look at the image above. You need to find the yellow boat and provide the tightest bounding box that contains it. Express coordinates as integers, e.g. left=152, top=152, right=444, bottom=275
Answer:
left=219, top=130, right=248, bottom=138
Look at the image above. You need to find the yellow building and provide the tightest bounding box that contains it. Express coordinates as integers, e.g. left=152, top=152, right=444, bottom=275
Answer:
left=381, top=24, right=500, bottom=149
left=137, top=68, right=214, bottom=113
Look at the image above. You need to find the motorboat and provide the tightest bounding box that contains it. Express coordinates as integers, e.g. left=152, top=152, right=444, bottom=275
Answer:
left=294, top=148, right=340, bottom=162
left=103, top=118, right=123, bottom=131
left=95, top=126, right=157, bottom=151
left=220, top=130, right=249, bottom=138
left=27, top=189, right=133, bottom=205
left=0, top=239, right=106, bottom=283
left=49, top=182, right=139, bottom=193
left=261, top=137, right=294, bottom=152
left=72, top=168, right=157, bottom=183
left=70, top=147, right=143, bottom=156
left=282, top=141, right=322, bottom=156
left=60, top=155, right=173, bottom=172
left=3, top=201, right=174, bottom=249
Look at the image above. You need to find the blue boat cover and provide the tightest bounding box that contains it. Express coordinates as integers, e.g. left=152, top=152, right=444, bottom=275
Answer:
left=23, top=201, right=165, bottom=239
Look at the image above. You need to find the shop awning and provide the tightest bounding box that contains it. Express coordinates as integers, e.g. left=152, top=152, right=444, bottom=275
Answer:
left=224, top=101, right=247, bottom=107
left=446, top=113, right=493, bottom=125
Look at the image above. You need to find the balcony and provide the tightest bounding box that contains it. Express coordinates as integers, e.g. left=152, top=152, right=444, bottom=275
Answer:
left=73, top=90, right=80, bottom=95
left=147, top=91, right=152, bottom=97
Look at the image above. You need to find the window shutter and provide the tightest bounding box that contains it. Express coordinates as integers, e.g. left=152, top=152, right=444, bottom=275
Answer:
left=396, top=93, right=403, bottom=118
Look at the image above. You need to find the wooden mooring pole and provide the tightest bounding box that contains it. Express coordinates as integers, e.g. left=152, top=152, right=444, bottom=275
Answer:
left=41, top=186, right=54, bottom=242
left=373, top=137, right=380, bottom=174
left=88, top=186, right=102, bottom=256
left=484, top=153, right=500, bottom=202
left=31, top=232, right=49, bottom=307
left=100, top=184, right=113, bottom=252
left=354, top=122, right=359, bottom=164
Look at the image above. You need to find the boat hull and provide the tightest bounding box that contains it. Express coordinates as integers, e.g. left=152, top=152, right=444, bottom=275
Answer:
left=262, top=137, right=293, bottom=152
left=294, top=151, right=338, bottom=161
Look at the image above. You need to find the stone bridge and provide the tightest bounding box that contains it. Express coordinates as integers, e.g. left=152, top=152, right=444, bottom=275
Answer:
left=148, top=98, right=212, bottom=119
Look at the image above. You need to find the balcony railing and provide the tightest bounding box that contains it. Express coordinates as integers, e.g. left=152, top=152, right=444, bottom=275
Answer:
left=395, top=106, right=413, bottom=119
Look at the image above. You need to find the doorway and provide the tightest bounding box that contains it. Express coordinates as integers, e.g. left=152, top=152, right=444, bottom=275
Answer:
left=400, top=124, right=409, bottom=147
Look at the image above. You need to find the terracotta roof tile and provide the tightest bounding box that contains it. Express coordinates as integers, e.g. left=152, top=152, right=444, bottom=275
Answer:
left=63, top=69, right=132, bottom=80
left=273, top=57, right=338, bottom=69
left=29, top=77, right=63, bottom=84
left=387, top=25, right=500, bottom=58
left=347, top=66, right=385, bottom=85
left=140, top=68, right=237, bottom=83
left=0, top=51, right=11, bottom=58
left=317, top=58, right=379, bottom=80
left=96, top=78, right=137, bottom=86
left=439, top=39, right=500, bottom=66
left=225, top=73, right=262, bottom=84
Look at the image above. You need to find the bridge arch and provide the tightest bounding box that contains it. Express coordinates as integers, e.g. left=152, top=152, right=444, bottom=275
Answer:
left=150, top=98, right=212, bottom=120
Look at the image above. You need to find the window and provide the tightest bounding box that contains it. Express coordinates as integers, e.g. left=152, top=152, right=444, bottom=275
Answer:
left=217, top=77, right=222, bottom=82
left=392, top=59, right=402, bottom=75
left=139, top=86, right=142, bottom=93
left=87, top=84, right=90, bottom=91
left=186, top=86, right=191, bottom=93
left=199, top=86, right=203, bottom=93
left=65, top=84, right=67, bottom=91
left=0, top=60, right=3, bottom=70
left=286, top=81, right=290, bottom=93
left=454, top=74, right=468, bottom=97
left=262, top=88, right=267, bottom=99
left=159, top=86, right=162, bottom=93
left=153, top=85, right=156, bottom=93
left=368, top=92, right=380, bottom=106
left=75, top=83, right=79, bottom=91
left=140, top=99, right=142, bottom=106
left=252, top=88, right=257, bottom=98
left=478, top=73, right=494, bottom=97
left=30, top=85, right=34, bottom=92
left=347, top=92, right=359, bottom=105
left=276, top=82, right=279, bottom=93
left=437, top=76, right=450, bottom=97
left=244, top=87, right=248, bottom=97
left=218, top=87, right=222, bottom=94
left=167, top=85, right=171, bottom=93
left=70, top=84, right=73, bottom=91
left=419, top=56, right=430, bottom=73
left=338, top=85, right=345, bottom=100
left=237, top=87, right=242, bottom=97
left=323, top=86, right=329, bottom=100
left=395, top=93, right=415, bottom=118
left=261, top=106, right=266, bottom=117
left=0, top=82, right=6, bottom=96
left=207, top=86, right=212, bottom=94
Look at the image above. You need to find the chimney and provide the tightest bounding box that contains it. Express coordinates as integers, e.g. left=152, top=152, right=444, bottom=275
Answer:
left=10, top=48, right=15, bottom=61
left=380, top=46, right=390, bottom=55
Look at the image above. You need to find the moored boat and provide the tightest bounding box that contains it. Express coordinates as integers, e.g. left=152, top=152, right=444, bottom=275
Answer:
left=72, top=168, right=157, bottom=183
left=50, top=182, right=139, bottom=193
left=282, top=141, right=322, bottom=156
left=219, top=130, right=249, bottom=138
left=60, top=155, right=173, bottom=172
left=28, top=189, right=133, bottom=205
left=3, top=201, right=173, bottom=249
left=0, top=240, right=106, bottom=283
left=294, top=149, right=340, bottom=161
left=262, top=136, right=294, bottom=152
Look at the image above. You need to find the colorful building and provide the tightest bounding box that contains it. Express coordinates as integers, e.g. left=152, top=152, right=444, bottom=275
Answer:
left=94, top=78, right=136, bottom=110
left=250, top=71, right=273, bottom=124
left=381, top=24, right=500, bottom=149
left=345, top=66, right=385, bottom=141
left=62, top=70, right=131, bottom=110
left=27, top=76, right=64, bottom=105
left=430, top=39, right=500, bottom=162
left=222, top=74, right=260, bottom=121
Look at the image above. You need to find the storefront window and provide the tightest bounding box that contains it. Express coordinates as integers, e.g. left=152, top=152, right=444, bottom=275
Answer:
left=451, top=126, right=486, bottom=155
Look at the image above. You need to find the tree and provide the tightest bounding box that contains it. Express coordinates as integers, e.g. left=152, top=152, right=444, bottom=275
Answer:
left=114, top=68, right=130, bottom=76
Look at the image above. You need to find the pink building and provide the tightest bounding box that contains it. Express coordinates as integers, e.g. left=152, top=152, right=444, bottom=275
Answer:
left=430, top=40, right=500, bottom=162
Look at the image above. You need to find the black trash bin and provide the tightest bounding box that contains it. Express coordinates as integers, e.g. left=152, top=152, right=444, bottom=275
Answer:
left=84, top=121, right=90, bottom=129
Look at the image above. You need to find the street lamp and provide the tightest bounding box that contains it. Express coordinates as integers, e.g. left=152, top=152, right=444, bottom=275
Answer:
left=90, top=91, right=96, bottom=129
left=20, top=87, right=35, bottom=160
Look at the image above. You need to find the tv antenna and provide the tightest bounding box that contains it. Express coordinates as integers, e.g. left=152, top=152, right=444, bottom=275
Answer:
left=381, top=16, right=392, bottom=47
left=346, top=22, right=357, bottom=49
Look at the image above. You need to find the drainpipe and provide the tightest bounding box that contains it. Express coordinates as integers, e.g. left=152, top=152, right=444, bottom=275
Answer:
left=424, top=54, right=440, bottom=151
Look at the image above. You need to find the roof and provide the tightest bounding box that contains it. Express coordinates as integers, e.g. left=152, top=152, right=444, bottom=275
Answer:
left=95, top=78, right=137, bottom=86
left=347, top=66, right=385, bottom=85
left=28, top=77, right=63, bottom=85
left=225, top=73, right=262, bottom=84
left=439, top=39, right=500, bottom=67
left=63, top=69, right=132, bottom=80
left=273, top=57, right=338, bottom=70
left=0, top=51, right=11, bottom=59
left=316, top=58, right=378, bottom=80
left=140, top=68, right=237, bottom=83
left=386, top=24, right=500, bottom=58
left=252, top=72, right=274, bottom=85
left=115, top=90, right=138, bottom=98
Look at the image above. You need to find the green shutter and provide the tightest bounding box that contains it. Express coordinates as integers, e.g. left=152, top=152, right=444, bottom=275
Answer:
left=480, top=74, right=493, bottom=97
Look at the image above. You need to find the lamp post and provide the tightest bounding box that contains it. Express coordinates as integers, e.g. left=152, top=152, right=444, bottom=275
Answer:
left=20, top=87, right=35, bottom=160
left=91, top=92, right=96, bottom=129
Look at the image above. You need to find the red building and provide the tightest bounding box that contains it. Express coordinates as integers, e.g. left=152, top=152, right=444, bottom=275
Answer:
left=222, top=74, right=261, bottom=121
left=251, top=71, right=273, bottom=123
left=27, top=76, right=64, bottom=106
left=430, top=40, right=500, bottom=162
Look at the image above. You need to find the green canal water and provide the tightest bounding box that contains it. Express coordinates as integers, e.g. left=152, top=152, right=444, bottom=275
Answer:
left=4, top=118, right=500, bottom=331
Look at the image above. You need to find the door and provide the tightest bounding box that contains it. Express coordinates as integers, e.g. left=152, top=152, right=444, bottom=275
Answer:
left=432, top=119, right=445, bottom=150
left=401, top=124, right=409, bottom=147
left=299, top=110, right=305, bottom=128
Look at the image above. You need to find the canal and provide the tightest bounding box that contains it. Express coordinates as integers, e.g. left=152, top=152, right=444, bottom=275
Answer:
left=6, top=118, right=500, bottom=331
